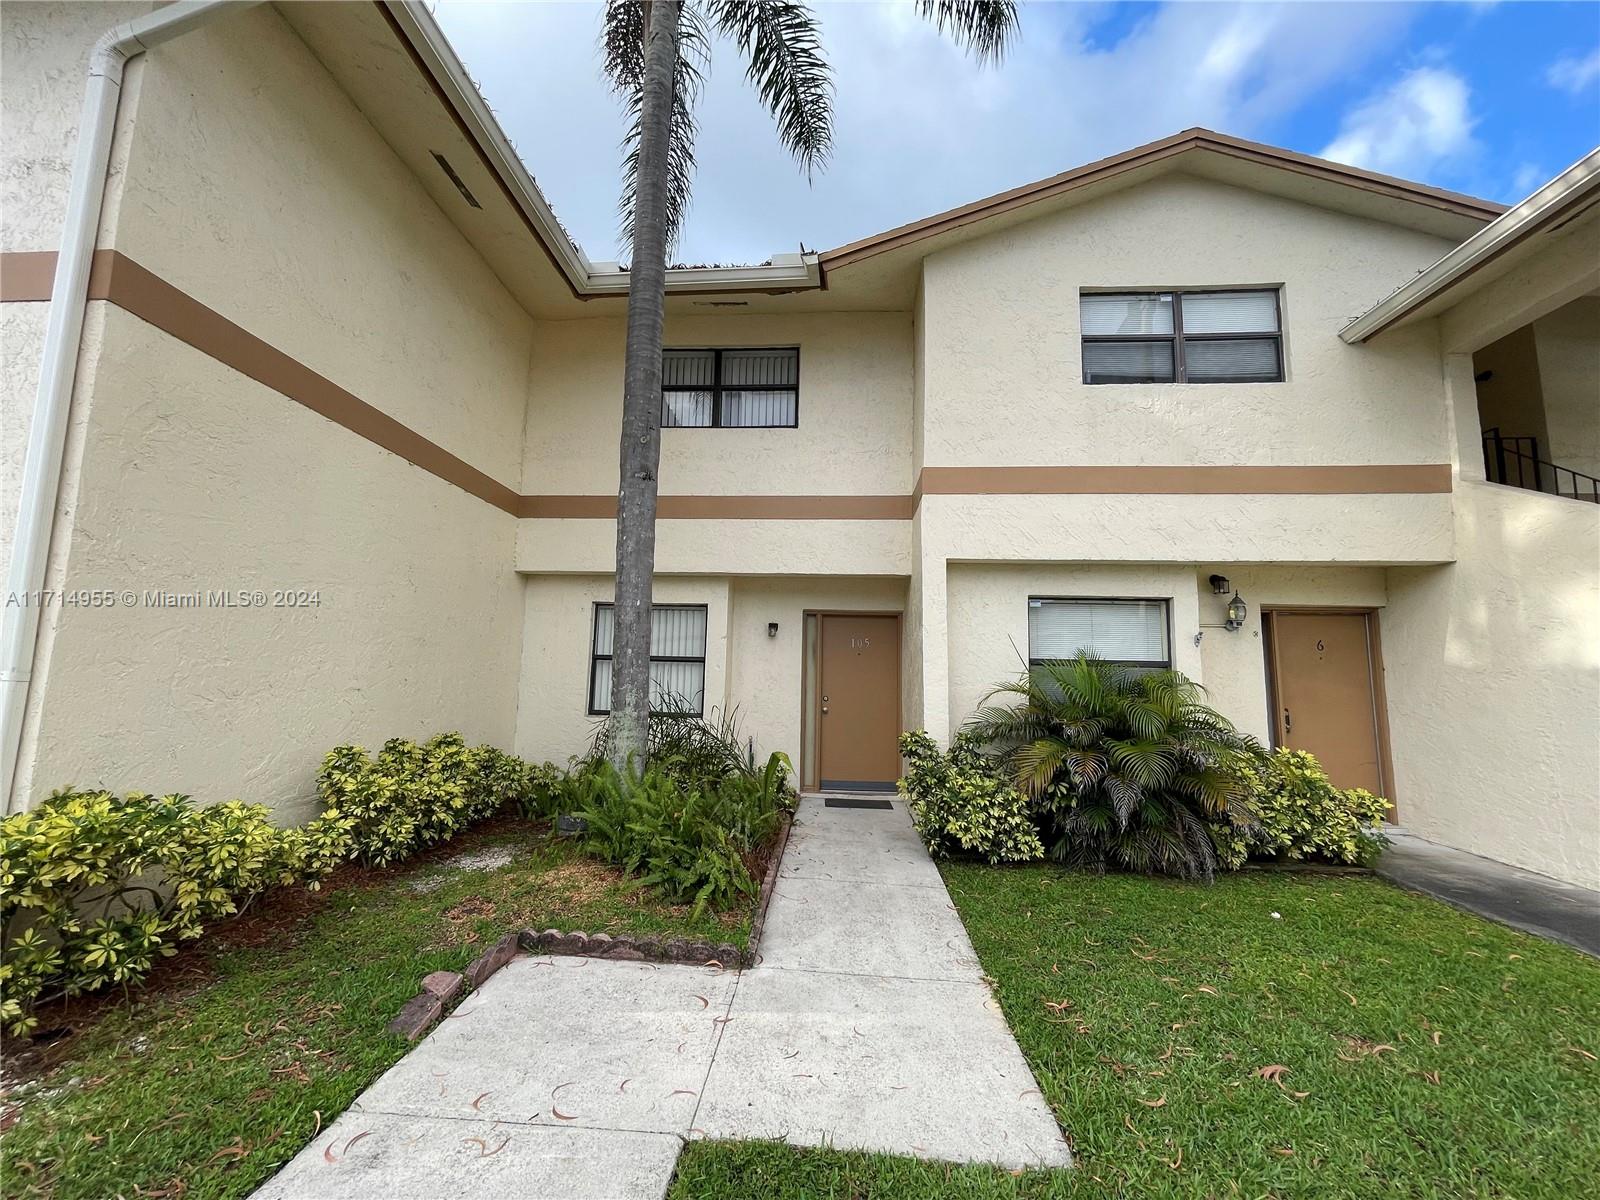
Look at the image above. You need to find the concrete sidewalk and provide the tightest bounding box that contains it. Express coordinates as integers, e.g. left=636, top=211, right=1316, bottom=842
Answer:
left=254, top=795, right=1068, bottom=1199
left=1377, top=830, right=1600, bottom=957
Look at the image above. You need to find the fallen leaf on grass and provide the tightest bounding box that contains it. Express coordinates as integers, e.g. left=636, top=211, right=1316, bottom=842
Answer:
left=1566, top=1046, right=1598, bottom=1061
left=1272, top=1147, right=1294, bottom=1157
left=208, top=1138, right=248, bottom=1164
left=1138, top=1096, right=1167, bottom=1108
left=1196, top=985, right=1218, bottom=996
left=1254, top=1065, right=1289, bottom=1083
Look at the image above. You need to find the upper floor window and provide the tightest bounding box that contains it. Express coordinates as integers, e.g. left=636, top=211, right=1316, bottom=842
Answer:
left=1028, top=597, right=1171, bottom=669
left=588, top=602, right=708, bottom=716
left=662, top=348, right=799, bottom=428
left=1080, top=290, right=1283, bottom=384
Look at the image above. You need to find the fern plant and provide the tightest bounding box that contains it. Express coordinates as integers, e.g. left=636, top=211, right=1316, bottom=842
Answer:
left=966, top=655, right=1262, bottom=881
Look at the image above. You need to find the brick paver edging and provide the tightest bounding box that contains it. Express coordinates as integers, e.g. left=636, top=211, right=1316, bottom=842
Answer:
left=386, top=810, right=795, bottom=1040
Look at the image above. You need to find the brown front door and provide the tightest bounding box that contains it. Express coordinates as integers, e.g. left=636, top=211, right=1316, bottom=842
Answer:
left=1268, top=612, right=1385, bottom=794
left=818, top=614, right=901, bottom=791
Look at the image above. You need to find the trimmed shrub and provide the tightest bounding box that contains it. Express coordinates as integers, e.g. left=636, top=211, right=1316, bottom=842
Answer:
left=0, top=790, right=324, bottom=1035
left=966, top=655, right=1261, bottom=881
left=313, top=733, right=543, bottom=866
left=898, top=731, right=1044, bottom=864
left=1213, top=749, right=1390, bottom=868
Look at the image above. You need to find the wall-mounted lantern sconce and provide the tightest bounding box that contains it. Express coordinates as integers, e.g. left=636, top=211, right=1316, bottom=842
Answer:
left=1209, top=574, right=1231, bottom=595
left=767, top=622, right=779, bottom=639
left=1225, top=592, right=1248, bottom=631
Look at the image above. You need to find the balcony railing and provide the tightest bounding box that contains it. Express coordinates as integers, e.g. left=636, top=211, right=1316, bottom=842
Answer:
left=1482, top=428, right=1600, bottom=504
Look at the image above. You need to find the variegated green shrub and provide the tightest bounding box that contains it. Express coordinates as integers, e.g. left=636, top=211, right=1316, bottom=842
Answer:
left=899, top=731, right=1044, bottom=864
left=1236, top=749, right=1391, bottom=866
left=0, top=790, right=326, bottom=1035
left=313, top=733, right=544, bottom=866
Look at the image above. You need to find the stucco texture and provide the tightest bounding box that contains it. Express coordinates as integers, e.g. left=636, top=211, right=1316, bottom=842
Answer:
left=19, top=310, right=522, bottom=821
left=1373, top=234, right=1600, bottom=888
left=514, top=573, right=908, bottom=773
left=110, top=4, right=533, bottom=486
left=1383, top=481, right=1599, bottom=888
left=8, top=3, right=529, bottom=817
left=523, top=312, right=913, bottom=497
left=919, top=173, right=1456, bottom=470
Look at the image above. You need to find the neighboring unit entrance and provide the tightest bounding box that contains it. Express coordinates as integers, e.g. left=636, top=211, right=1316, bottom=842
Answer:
left=815, top=613, right=901, bottom=792
left=1265, top=611, right=1390, bottom=801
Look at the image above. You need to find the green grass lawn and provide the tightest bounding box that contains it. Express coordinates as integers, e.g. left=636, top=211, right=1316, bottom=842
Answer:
left=0, top=818, right=749, bottom=1200
left=671, top=867, right=1600, bottom=1199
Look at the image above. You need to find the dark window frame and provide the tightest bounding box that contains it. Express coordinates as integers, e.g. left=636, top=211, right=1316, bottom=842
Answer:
left=1026, top=596, right=1174, bottom=670
left=586, top=601, right=710, bottom=717
left=1080, top=289, right=1284, bottom=385
left=661, top=347, right=801, bottom=429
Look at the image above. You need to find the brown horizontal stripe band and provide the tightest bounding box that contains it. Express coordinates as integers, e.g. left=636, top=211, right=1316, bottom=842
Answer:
left=10, top=249, right=523, bottom=514
left=915, top=464, right=1454, bottom=496
left=3, top=249, right=1454, bottom=516
left=518, top=494, right=917, bottom=520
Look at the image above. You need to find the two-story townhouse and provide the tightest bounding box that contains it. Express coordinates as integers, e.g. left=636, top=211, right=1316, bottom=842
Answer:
left=3, top=2, right=1595, bottom=887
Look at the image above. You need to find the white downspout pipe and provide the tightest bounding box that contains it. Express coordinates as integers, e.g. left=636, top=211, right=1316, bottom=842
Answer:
left=1, top=1, right=262, bottom=810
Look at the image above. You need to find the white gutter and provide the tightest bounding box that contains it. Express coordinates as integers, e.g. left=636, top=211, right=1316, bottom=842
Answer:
left=1340, top=147, right=1600, bottom=344
left=387, top=1, right=821, bottom=297
left=1, top=0, right=263, bottom=810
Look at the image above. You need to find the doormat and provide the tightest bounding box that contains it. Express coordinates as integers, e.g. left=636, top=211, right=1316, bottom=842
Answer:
left=825, top=797, right=894, bottom=810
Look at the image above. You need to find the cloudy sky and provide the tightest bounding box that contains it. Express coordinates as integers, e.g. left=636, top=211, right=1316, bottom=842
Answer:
left=432, top=0, right=1600, bottom=265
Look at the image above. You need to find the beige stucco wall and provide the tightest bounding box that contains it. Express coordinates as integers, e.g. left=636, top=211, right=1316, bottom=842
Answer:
left=516, top=575, right=731, bottom=768
left=1374, top=238, right=1600, bottom=888
left=514, top=573, right=908, bottom=775
left=1383, top=480, right=1599, bottom=886
left=19, top=312, right=524, bottom=821
left=918, top=172, right=1457, bottom=471
left=1532, top=298, right=1600, bottom=482
left=523, top=311, right=913, bottom=497
left=111, top=5, right=532, bottom=484
left=8, top=3, right=532, bottom=817
left=515, top=517, right=910, bottom=576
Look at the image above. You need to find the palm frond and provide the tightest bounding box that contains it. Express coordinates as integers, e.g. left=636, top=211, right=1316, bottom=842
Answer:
left=914, top=0, right=1020, bottom=65
left=606, top=0, right=708, bottom=252
left=710, top=0, right=833, bottom=175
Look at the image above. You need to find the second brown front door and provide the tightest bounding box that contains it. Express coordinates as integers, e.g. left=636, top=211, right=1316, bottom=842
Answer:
left=1268, top=611, right=1386, bottom=795
left=818, top=614, right=901, bottom=791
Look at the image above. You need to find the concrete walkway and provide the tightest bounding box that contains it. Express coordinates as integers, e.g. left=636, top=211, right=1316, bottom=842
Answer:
left=254, top=795, right=1068, bottom=1199
left=1377, top=830, right=1600, bottom=957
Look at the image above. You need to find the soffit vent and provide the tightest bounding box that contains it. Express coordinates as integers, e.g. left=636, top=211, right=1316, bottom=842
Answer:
left=431, top=151, right=482, bottom=210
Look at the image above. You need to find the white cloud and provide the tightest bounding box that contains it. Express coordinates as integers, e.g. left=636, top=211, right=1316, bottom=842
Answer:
left=433, top=0, right=1420, bottom=262
left=1320, top=66, right=1476, bottom=178
left=1510, top=162, right=1546, bottom=196
left=1546, top=48, right=1600, bottom=96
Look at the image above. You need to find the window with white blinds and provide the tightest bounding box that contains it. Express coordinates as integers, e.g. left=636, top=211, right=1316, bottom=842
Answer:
left=589, top=603, right=708, bottom=715
left=1080, top=290, right=1282, bottom=384
left=1027, top=598, right=1171, bottom=668
left=661, top=348, right=799, bottom=428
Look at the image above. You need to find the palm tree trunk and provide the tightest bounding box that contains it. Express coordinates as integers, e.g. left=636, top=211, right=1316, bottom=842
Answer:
left=609, top=0, right=682, bottom=774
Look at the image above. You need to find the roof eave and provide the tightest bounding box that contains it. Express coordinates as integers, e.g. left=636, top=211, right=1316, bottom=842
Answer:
left=818, top=128, right=1506, bottom=273
left=1339, top=148, right=1600, bottom=344
left=385, top=1, right=823, bottom=302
